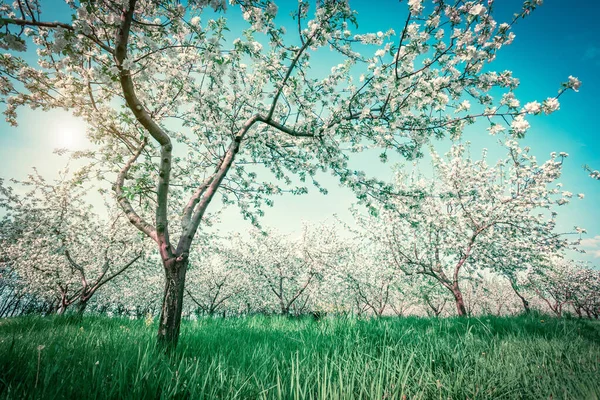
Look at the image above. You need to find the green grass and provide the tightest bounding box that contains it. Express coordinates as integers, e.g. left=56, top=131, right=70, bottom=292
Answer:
left=0, top=314, right=599, bottom=399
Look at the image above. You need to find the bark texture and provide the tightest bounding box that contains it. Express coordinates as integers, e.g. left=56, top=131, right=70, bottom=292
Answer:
left=451, top=283, right=467, bottom=317
left=157, top=258, right=189, bottom=349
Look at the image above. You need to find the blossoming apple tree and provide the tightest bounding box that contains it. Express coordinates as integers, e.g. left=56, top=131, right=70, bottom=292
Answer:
left=0, top=171, right=144, bottom=314
left=0, top=0, right=580, bottom=346
left=569, top=266, right=600, bottom=319
left=231, top=225, right=339, bottom=315
left=0, top=263, right=49, bottom=317
left=527, top=256, right=599, bottom=318
left=336, top=239, right=398, bottom=317
left=185, top=250, right=250, bottom=316
left=355, top=142, right=582, bottom=316
left=88, top=251, right=164, bottom=317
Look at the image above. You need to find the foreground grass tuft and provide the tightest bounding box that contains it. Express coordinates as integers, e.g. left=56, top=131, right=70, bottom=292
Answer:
left=0, top=314, right=599, bottom=399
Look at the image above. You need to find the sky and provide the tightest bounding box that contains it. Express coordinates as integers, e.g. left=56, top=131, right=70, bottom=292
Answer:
left=0, top=0, right=599, bottom=263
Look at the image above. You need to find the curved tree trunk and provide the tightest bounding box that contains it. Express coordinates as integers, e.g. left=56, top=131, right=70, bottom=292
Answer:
left=56, top=292, right=69, bottom=315
left=451, top=284, right=467, bottom=317
left=510, top=285, right=531, bottom=314
left=157, top=258, right=189, bottom=349
left=519, top=296, right=531, bottom=313
left=509, top=279, right=530, bottom=314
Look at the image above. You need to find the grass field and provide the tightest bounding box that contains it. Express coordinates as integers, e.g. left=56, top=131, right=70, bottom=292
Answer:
left=0, top=314, right=599, bottom=399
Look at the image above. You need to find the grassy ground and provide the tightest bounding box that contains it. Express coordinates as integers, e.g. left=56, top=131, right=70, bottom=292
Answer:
left=0, top=314, right=598, bottom=399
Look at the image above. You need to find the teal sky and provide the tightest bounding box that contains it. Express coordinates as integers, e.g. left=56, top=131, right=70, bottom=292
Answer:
left=1, top=1, right=599, bottom=262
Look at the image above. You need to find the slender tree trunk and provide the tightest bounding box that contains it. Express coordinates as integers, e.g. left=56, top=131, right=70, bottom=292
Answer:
left=8, top=296, right=22, bottom=317
left=0, top=296, right=14, bottom=318
left=56, top=292, right=69, bottom=315
left=451, top=284, right=467, bottom=317
left=512, top=286, right=531, bottom=314
left=509, top=280, right=530, bottom=314
left=157, top=257, right=189, bottom=349
left=20, top=297, right=34, bottom=316
left=77, top=298, right=89, bottom=314
left=519, top=296, right=530, bottom=314
left=279, top=296, right=289, bottom=316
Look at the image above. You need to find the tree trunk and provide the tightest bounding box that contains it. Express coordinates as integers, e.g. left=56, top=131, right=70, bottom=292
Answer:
left=157, top=257, right=188, bottom=350
left=8, top=296, right=22, bottom=317
left=280, top=297, right=289, bottom=315
left=519, top=296, right=530, bottom=314
left=451, top=284, right=467, bottom=317
left=555, top=303, right=562, bottom=317
left=57, top=295, right=68, bottom=315
left=509, top=280, right=530, bottom=314
left=512, top=288, right=531, bottom=313
left=77, top=298, right=89, bottom=314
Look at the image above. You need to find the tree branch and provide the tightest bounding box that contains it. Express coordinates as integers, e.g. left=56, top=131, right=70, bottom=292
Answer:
left=113, top=137, right=157, bottom=241
left=177, top=114, right=261, bottom=254
left=0, top=17, right=115, bottom=54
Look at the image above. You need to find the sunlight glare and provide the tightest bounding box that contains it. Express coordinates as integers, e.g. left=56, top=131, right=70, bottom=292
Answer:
left=50, top=116, right=88, bottom=150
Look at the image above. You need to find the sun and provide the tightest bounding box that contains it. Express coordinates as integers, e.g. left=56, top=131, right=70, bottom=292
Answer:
left=50, top=116, right=88, bottom=150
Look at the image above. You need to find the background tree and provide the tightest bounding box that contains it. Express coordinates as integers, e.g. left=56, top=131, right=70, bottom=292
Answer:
left=417, top=278, right=450, bottom=317
left=527, top=256, right=584, bottom=317
left=0, top=264, right=52, bottom=317
left=355, top=142, right=581, bottom=316
left=0, top=170, right=144, bottom=314
left=483, top=242, right=545, bottom=314
left=339, top=240, right=397, bottom=317
left=233, top=227, right=328, bottom=316
left=386, top=275, right=422, bottom=317
left=185, top=250, right=249, bottom=317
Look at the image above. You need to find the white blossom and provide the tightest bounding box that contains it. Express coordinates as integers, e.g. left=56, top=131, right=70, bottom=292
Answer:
left=511, top=115, right=530, bottom=135
left=542, top=97, right=560, bottom=114
left=523, top=101, right=541, bottom=114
